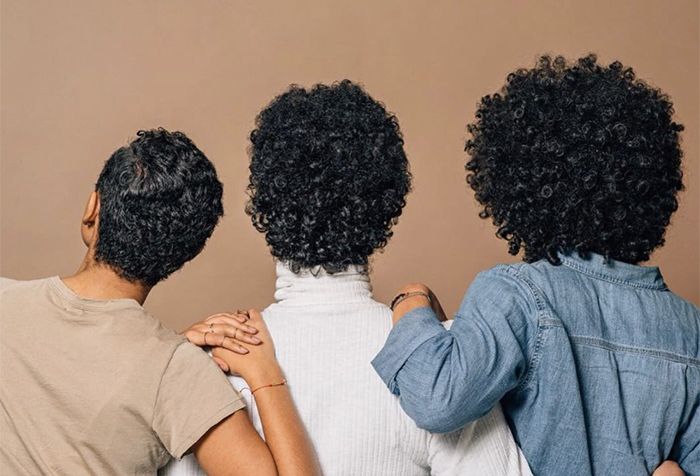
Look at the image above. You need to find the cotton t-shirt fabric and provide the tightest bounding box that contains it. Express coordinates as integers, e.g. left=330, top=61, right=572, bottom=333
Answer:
left=0, top=277, right=245, bottom=475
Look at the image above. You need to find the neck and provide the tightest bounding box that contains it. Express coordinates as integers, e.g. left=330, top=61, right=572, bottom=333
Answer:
left=62, top=253, right=151, bottom=305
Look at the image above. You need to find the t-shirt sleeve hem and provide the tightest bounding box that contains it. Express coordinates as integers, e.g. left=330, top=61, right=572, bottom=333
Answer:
left=170, top=397, right=247, bottom=459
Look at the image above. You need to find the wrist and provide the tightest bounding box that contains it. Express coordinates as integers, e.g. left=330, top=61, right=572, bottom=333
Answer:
left=242, top=363, right=285, bottom=389
left=397, top=283, right=430, bottom=295
left=392, top=294, right=431, bottom=322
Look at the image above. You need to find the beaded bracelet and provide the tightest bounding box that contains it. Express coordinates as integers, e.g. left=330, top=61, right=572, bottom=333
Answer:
left=251, top=379, right=287, bottom=394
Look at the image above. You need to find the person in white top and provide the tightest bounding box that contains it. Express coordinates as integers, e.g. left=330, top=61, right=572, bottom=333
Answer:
left=164, top=80, right=531, bottom=476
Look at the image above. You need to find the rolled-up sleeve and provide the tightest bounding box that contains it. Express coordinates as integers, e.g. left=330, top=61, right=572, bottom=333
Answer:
left=372, top=266, right=539, bottom=433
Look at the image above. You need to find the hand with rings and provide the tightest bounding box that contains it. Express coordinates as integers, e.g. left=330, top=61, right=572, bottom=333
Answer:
left=182, top=309, right=262, bottom=372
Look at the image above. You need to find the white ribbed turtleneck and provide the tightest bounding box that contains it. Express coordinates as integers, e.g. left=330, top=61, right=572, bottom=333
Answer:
left=273, top=263, right=373, bottom=305
left=163, top=262, right=531, bottom=476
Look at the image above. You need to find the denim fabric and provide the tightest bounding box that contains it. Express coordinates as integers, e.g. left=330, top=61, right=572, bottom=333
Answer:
left=372, top=253, right=700, bottom=475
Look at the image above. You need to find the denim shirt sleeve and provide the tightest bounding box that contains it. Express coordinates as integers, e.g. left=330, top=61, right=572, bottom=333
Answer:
left=372, top=266, right=539, bottom=433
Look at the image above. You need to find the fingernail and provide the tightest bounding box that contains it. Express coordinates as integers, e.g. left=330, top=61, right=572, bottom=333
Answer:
left=239, top=348, right=249, bottom=354
left=246, top=326, right=257, bottom=334
left=251, top=336, right=261, bottom=344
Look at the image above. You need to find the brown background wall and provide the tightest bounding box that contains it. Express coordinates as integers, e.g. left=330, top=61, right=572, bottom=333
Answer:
left=2, top=0, right=698, bottom=331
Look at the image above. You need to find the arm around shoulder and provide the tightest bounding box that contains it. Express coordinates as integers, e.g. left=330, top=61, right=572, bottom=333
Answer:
left=374, top=268, right=538, bottom=434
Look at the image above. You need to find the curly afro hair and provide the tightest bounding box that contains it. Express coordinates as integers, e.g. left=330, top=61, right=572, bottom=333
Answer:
left=95, top=128, right=223, bottom=285
left=246, top=80, right=411, bottom=273
left=466, top=54, right=684, bottom=265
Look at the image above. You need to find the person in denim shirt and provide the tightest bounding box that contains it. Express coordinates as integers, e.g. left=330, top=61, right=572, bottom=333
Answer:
left=372, top=55, right=699, bottom=476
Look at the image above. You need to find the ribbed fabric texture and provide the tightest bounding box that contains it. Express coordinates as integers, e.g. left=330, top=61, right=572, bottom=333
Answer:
left=162, top=263, right=531, bottom=476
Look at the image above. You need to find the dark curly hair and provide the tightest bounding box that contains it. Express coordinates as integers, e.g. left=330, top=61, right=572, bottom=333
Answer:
left=246, top=80, right=411, bottom=273
left=95, top=128, right=224, bottom=285
left=466, top=54, right=684, bottom=265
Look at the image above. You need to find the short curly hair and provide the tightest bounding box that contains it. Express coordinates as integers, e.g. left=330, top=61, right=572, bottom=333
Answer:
left=247, top=80, right=411, bottom=273
left=466, top=54, right=684, bottom=265
left=95, top=128, right=224, bottom=285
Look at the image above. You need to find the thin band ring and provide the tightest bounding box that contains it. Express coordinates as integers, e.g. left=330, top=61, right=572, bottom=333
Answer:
left=233, top=328, right=239, bottom=341
left=203, top=330, right=211, bottom=345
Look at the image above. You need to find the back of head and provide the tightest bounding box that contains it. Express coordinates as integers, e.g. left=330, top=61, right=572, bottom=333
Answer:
left=246, top=80, right=411, bottom=273
left=466, top=54, right=684, bottom=265
left=95, top=128, right=223, bottom=286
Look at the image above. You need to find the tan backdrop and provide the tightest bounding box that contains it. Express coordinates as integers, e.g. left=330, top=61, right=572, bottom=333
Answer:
left=2, top=0, right=698, bottom=331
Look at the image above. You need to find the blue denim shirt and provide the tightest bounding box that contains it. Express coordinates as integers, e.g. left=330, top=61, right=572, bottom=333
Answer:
left=372, top=253, right=700, bottom=476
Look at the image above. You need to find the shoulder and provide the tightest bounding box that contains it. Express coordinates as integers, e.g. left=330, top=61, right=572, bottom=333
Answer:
left=0, top=276, right=52, bottom=294
left=0, top=277, right=21, bottom=292
left=105, top=307, right=188, bottom=376
left=465, top=264, right=544, bottom=315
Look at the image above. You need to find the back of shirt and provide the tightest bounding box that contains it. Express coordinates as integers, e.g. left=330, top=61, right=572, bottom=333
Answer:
left=0, top=277, right=244, bottom=475
left=511, top=256, right=700, bottom=475
left=372, top=253, right=700, bottom=476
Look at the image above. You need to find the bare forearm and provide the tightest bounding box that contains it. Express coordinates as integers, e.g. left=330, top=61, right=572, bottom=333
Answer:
left=204, top=310, right=319, bottom=475
left=253, top=382, right=320, bottom=476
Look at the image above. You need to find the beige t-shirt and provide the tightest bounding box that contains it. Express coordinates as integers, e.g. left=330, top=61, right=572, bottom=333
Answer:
left=0, top=277, right=246, bottom=475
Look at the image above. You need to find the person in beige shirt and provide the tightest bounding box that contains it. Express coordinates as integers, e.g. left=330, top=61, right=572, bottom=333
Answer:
left=0, top=129, right=318, bottom=475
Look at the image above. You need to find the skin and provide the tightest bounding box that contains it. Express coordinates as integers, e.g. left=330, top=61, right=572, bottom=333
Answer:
left=188, top=310, right=320, bottom=476
left=390, top=283, right=445, bottom=325
left=65, top=191, right=319, bottom=476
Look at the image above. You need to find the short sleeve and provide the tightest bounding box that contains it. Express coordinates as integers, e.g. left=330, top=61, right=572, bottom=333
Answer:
left=153, top=342, right=246, bottom=459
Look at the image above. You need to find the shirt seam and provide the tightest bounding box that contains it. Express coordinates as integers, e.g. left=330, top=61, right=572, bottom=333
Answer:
left=560, top=259, right=667, bottom=291
left=570, top=335, right=700, bottom=368
left=151, top=341, right=186, bottom=431
left=48, top=276, right=143, bottom=311
left=499, top=265, right=555, bottom=390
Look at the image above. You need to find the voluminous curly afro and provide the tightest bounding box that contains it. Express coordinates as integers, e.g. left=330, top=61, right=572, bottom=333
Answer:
left=466, top=54, right=684, bottom=265
left=247, top=80, right=411, bottom=273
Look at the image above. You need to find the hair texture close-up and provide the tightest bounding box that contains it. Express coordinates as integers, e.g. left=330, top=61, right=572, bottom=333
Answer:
left=247, top=80, right=411, bottom=273
left=466, top=54, right=684, bottom=265
left=95, top=128, right=224, bottom=286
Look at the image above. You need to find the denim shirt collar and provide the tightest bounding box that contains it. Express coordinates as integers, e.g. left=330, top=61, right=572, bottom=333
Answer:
left=558, top=252, right=667, bottom=290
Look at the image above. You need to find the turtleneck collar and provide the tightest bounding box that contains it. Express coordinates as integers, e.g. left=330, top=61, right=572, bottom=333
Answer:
left=273, top=261, right=373, bottom=306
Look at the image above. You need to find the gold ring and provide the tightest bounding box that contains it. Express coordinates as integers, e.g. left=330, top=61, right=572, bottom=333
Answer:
left=203, top=330, right=210, bottom=345
left=236, top=309, right=249, bottom=321
left=233, top=328, right=238, bottom=341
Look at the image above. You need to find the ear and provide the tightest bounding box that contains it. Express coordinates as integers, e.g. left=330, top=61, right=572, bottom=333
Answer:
left=80, top=191, right=101, bottom=247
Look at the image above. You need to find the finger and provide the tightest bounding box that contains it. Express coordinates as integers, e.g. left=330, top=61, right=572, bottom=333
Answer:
left=210, top=323, right=261, bottom=345
left=206, top=317, right=260, bottom=337
left=210, top=315, right=258, bottom=334
left=247, top=309, right=264, bottom=323
left=235, top=309, right=251, bottom=321
left=183, top=329, right=208, bottom=347
left=211, top=334, right=248, bottom=354
left=652, top=461, right=684, bottom=476
left=205, top=312, right=246, bottom=323
left=212, top=356, right=230, bottom=373
left=247, top=309, right=272, bottom=336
